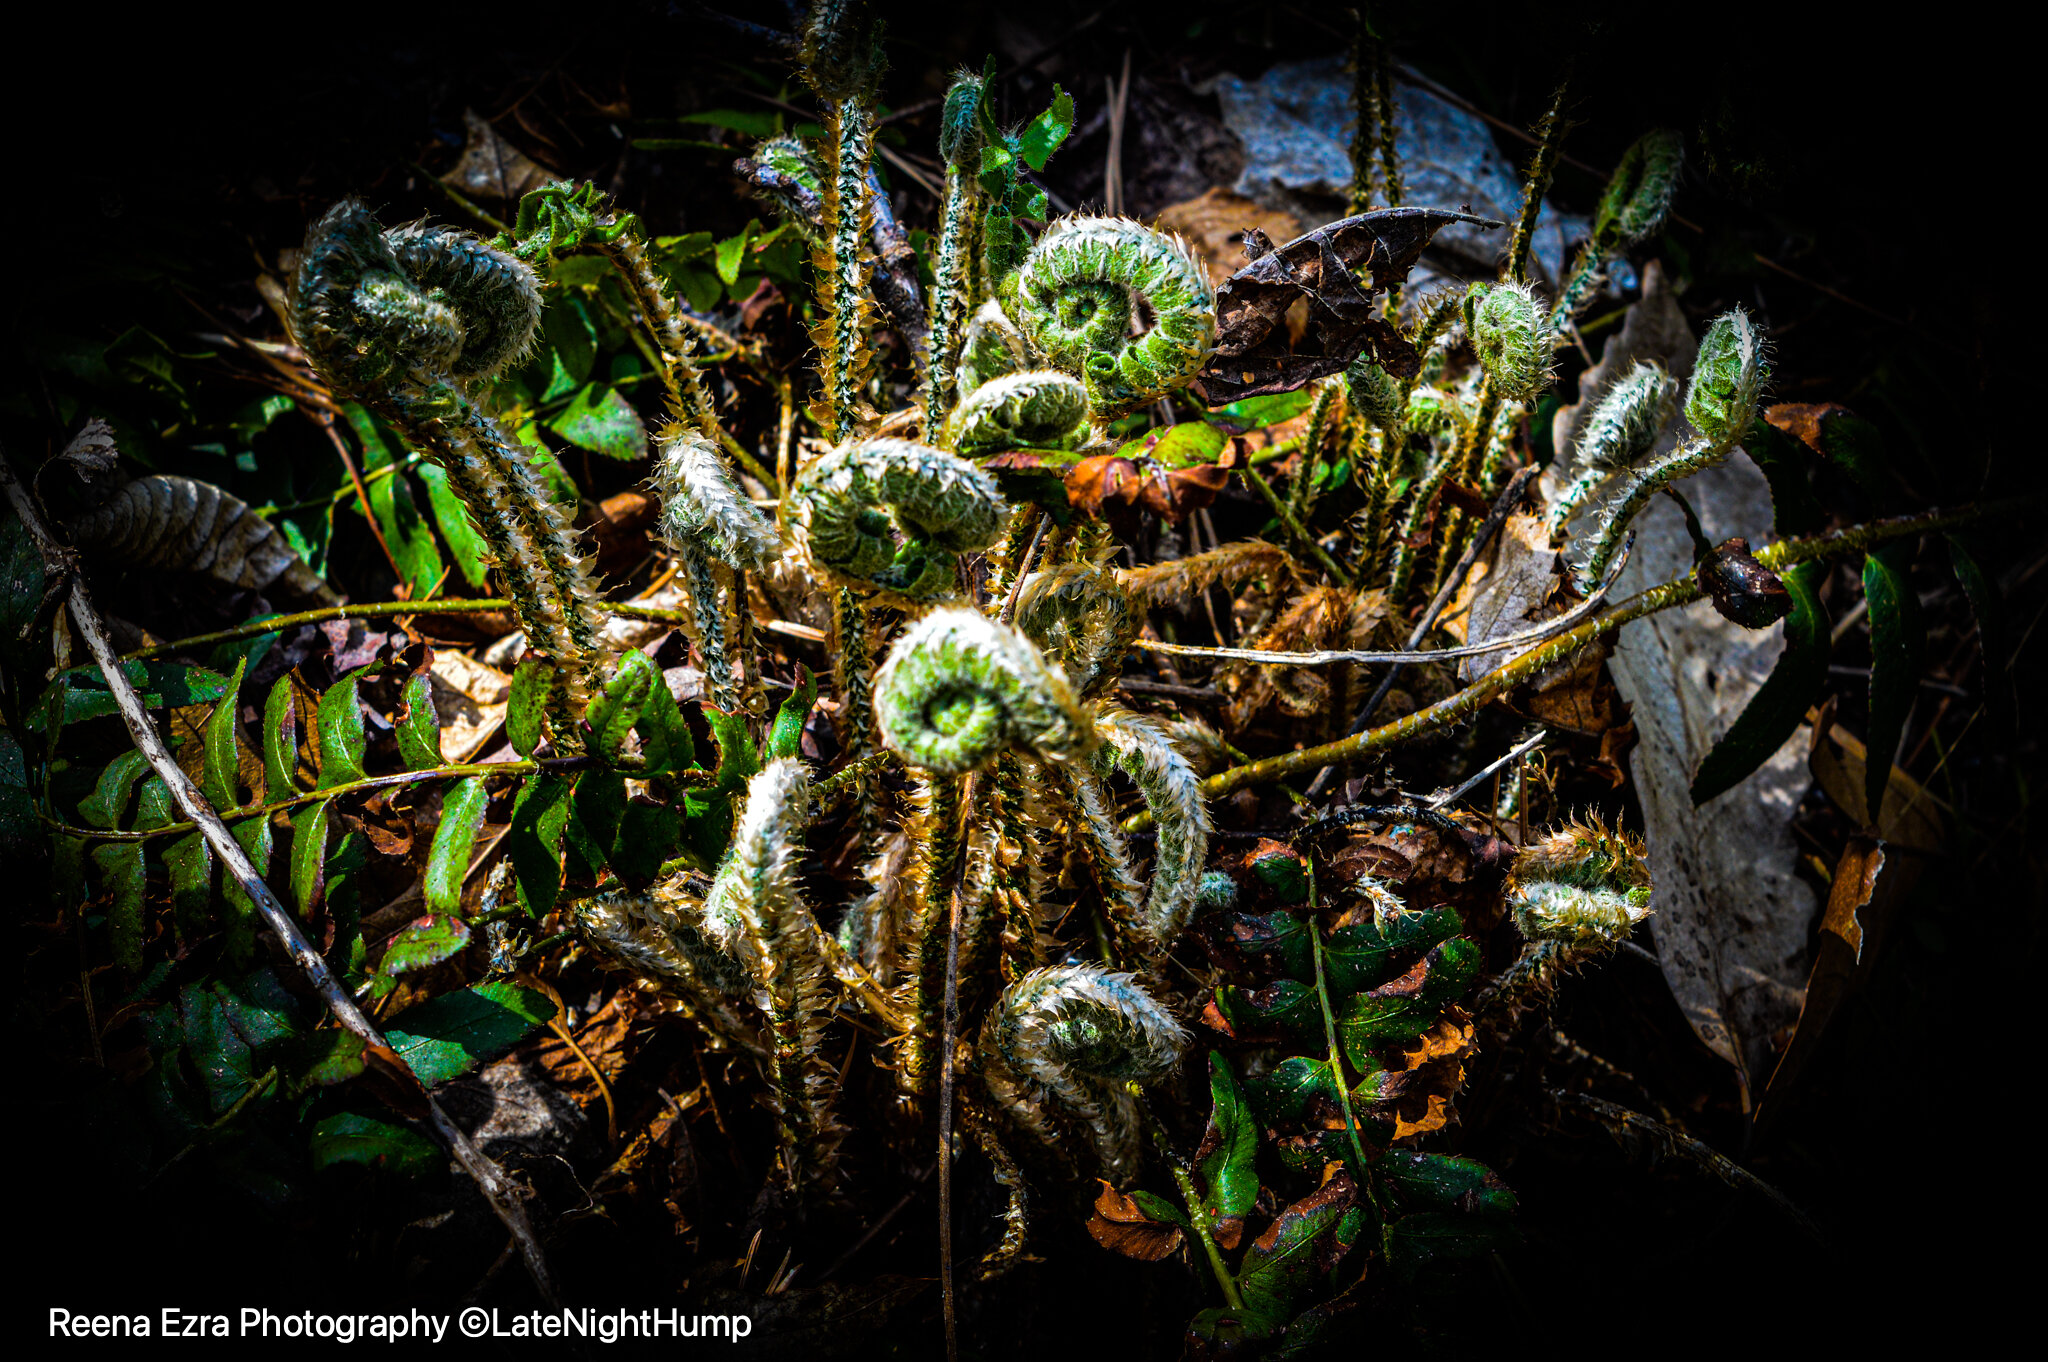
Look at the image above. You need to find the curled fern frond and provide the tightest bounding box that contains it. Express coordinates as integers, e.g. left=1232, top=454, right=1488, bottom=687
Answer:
left=381, top=219, right=544, bottom=382
left=1344, top=356, right=1405, bottom=431
left=874, top=608, right=1094, bottom=774
left=1092, top=705, right=1212, bottom=951
left=957, top=299, right=1031, bottom=399
left=1125, top=539, right=1299, bottom=610
left=1504, top=812, right=1653, bottom=947
left=792, top=437, right=1008, bottom=598
left=945, top=369, right=1092, bottom=455
left=653, top=431, right=781, bottom=571
left=1545, top=361, right=1679, bottom=536
left=568, top=884, right=766, bottom=1058
left=1465, top=280, right=1555, bottom=402
left=1593, top=127, right=1686, bottom=254
left=982, top=964, right=1187, bottom=1177
left=1005, top=216, right=1216, bottom=419
left=1014, top=563, right=1139, bottom=698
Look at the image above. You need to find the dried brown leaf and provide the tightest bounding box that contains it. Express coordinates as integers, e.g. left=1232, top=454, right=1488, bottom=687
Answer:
left=1150, top=188, right=1305, bottom=289
left=442, top=108, right=551, bottom=201
left=1087, top=1180, right=1184, bottom=1261
left=69, top=474, right=339, bottom=604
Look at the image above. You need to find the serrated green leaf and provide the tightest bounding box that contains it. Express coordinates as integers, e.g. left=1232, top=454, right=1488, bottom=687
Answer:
left=309, top=1112, right=439, bottom=1179
left=289, top=798, right=331, bottom=915
left=262, top=675, right=301, bottom=799
left=1228, top=909, right=1313, bottom=978
left=92, top=842, right=146, bottom=973
left=1220, top=977, right=1320, bottom=1035
left=635, top=661, right=696, bottom=775
left=704, top=703, right=759, bottom=793
left=715, top=219, right=760, bottom=286
left=1248, top=843, right=1309, bottom=903
left=0, top=509, right=47, bottom=679
left=133, top=775, right=176, bottom=832
left=425, top=777, right=489, bottom=916
left=1376, top=1150, right=1517, bottom=1216
left=395, top=671, right=443, bottom=771
left=214, top=967, right=306, bottom=1048
left=285, top=1028, right=367, bottom=1088
left=1236, top=1178, right=1355, bottom=1331
left=382, top=912, right=473, bottom=974
left=548, top=383, right=648, bottom=461
left=220, top=814, right=272, bottom=967
left=1118, top=421, right=1228, bottom=470
left=1691, top=559, right=1831, bottom=805
left=383, top=980, right=555, bottom=1085
left=202, top=656, right=248, bottom=810
left=1862, top=544, right=1924, bottom=820
left=79, top=749, right=149, bottom=829
left=587, top=653, right=654, bottom=766
left=1322, top=905, right=1463, bottom=995
left=164, top=831, right=213, bottom=941
left=763, top=664, right=816, bottom=763
left=1334, top=937, right=1479, bottom=1062
left=506, top=654, right=556, bottom=758
left=1017, top=86, right=1073, bottom=171
left=1197, top=1052, right=1260, bottom=1223
left=1382, top=1209, right=1512, bottom=1278
left=507, top=771, right=573, bottom=916
left=1215, top=389, right=1316, bottom=428
left=417, top=463, right=491, bottom=590
left=315, top=671, right=369, bottom=788
left=179, top=982, right=256, bottom=1113
left=367, top=470, right=445, bottom=601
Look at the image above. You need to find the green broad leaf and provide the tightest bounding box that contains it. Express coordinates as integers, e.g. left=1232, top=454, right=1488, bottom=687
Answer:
left=1248, top=1056, right=1342, bottom=1126
left=80, top=749, right=150, bottom=829
left=715, top=220, right=761, bottom=287
left=285, top=1028, right=367, bottom=1088
left=542, top=293, right=597, bottom=386
left=1745, top=418, right=1826, bottom=536
left=1219, top=977, right=1320, bottom=1035
left=1197, top=1053, right=1261, bottom=1223
left=1376, top=1150, right=1517, bottom=1216
left=309, top=1112, right=439, bottom=1179
left=220, top=813, right=273, bottom=967
left=0, top=509, right=47, bottom=678
left=1247, top=843, right=1309, bottom=903
left=289, top=799, right=331, bottom=915
left=549, top=384, right=648, bottom=461
left=92, top=842, right=146, bottom=972
left=1691, top=559, right=1831, bottom=805
left=416, top=463, right=491, bottom=590
left=1862, top=544, right=1924, bottom=820
left=1228, top=909, right=1314, bottom=978
left=507, top=772, right=574, bottom=916
left=315, top=670, right=370, bottom=788
left=677, top=107, right=780, bottom=138
left=763, top=664, right=815, bottom=763
left=424, top=776, right=489, bottom=916
left=1214, top=389, right=1316, bottom=428
left=201, top=656, right=248, bottom=810
left=383, top=980, right=555, bottom=1086
left=1382, top=1209, right=1513, bottom=1278
left=366, top=468, right=445, bottom=601
left=179, top=982, right=256, bottom=1113
left=1017, top=86, right=1074, bottom=171
left=635, top=660, right=696, bottom=775
left=36, top=660, right=230, bottom=729
left=1334, top=937, right=1480, bottom=1063
left=705, top=703, right=760, bottom=793
left=1130, top=1189, right=1190, bottom=1231
left=1236, top=1178, right=1356, bottom=1331
left=213, top=967, right=307, bottom=1048
left=164, top=831, right=213, bottom=941
left=507, top=655, right=556, bottom=759
left=587, top=653, right=655, bottom=766
left=1947, top=534, right=2010, bottom=729
left=1322, top=905, right=1464, bottom=995
left=263, top=674, right=301, bottom=799
left=1119, top=422, right=1229, bottom=470
left=382, top=912, right=473, bottom=974
left=133, top=776, right=176, bottom=832
left=394, top=671, right=444, bottom=771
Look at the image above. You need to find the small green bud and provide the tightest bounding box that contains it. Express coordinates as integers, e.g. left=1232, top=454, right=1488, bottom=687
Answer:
left=1194, top=871, right=1238, bottom=917
left=938, top=71, right=986, bottom=167
left=1684, top=307, right=1768, bottom=448
left=1504, top=814, right=1653, bottom=948
left=1594, top=128, right=1685, bottom=253
left=1343, top=356, right=1404, bottom=429
left=1465, top=280, right=1555, bottom=402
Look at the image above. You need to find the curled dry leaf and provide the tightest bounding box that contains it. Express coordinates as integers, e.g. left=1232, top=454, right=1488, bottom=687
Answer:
left=69, top=474, right=341, bottom=604
left=1087, top=1180, right=1184, bottom=1261
left=442, top=108, right=552, bottom=201
left=1194, top=207, right=1502, bottom=405
left=1381, top=1009, right=1476, bottom=1140
left=1063, top=454, right=1230, bottom=527
left=1150, top=187, right=1305, bottom=290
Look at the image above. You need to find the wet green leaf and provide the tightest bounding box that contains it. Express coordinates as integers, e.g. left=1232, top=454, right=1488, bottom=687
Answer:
left=507, top=771, right=573, bottom=915
left=1236, top=1177, right=1356, bottom=1331
left=1214, top=389, right=1316, bottom=428
left=763, top=664, right=816, bottom=762
left=383, top=912, right=473, bottom=974
left=1333, top=937, right=1479, bottom=1062
left=715, top=220, right=761, bottom=286
left=383, top=980, right=555, bottom=1085
left=1197, top=1052, right=1260, bottom=1222
left=1862, top=544, right=1924, bottom=820
left=79, top=749, right=149, bottom=829
left=1376, top=1150, right=1517, bottom=1216
left=507, top=655, right=556, bottom=759
left=262, top=675, right=301, bottom=799
left=542, top=293, right=596, bottom=385
left=286, top=1028, right=367, bottom=1088
left=309, top=1112, right=439, bottom=1179
left=417, top=463, right=491, bottom=590
left=315, top=671, right=369, bottom=788
left=289, top=798, right=331, bottom=915
left=586, top=653, right=654, bottom=766
left=220, top=813, right=272, bottom=967
left=549, top=383, right=647, bottom=461
left=424, top=776, right=489, bottom=916
left=214, top=967, right=306, bottom=1048
left=1228, top=909, right=1313, bottom=978
left=1119, top=422, right=1228, bottom=469
left=395, top=671, right=443, bottom=772
left=1691, top=558, right=1830, bottom=805
left=37, top=660, right=230, bottom=729
left=164, top=831, right=213, bottom=941
left=1382, top=1209, right=1511, bottom=1277
left=92, top=841, right=146, bottom=973
left=1248, top=843, right=1309, bottom=903
left=635, top=661, right=695, bottom=776
left=1322, top=905, right=1463, bottom=995
left=1219, top=977, right=1319, bottom=1035
left=0, top=509, right=47, bottom=679
left=1017, top=86, right=1073, bottom=171
left=202, top=656, right=249, bottom=810
left=179, top=982, right=256, bottom=1113
left=367, top=471, right=445, bottom=601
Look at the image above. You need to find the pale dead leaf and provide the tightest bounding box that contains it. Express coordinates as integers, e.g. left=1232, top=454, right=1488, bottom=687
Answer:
left=429, top=649, right=511, bottom=762
left=442, top=109, right=552, bottom=201
left=1151, top=187, right=1304, bottom=289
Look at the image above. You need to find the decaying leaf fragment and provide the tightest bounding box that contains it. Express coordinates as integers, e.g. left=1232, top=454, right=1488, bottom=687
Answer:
left=1086, top=1179, right=1184, bottom=1261
left=69, top=474, right=340, bottom=604
left=1194, top=207, right=1502, bottom=404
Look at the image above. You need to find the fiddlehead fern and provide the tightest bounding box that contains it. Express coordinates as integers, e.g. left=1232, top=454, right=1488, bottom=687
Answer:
left=699, top=758, right=845, bottom=1186
left=980, top=964, right=1187, bottom=1179
left=873, top=607, right=1093, bottom=774
left=1552, top=128, right=1685, bottom=328
left=1504, top=813, right=1654, bottom=947
left=652, top=432, right=781, bottom=712
left=792, top=438, right=1009, bottom=599
left=1465, top=280, right=1555, bottom=403
left=1091, top=705, right=1212, bottom=952
left=568, top=884, right=766, bottom=1058
left=1545, top=361, right=1680, bottom=537
left=1014, top=563, right=1139, bottom=699
left=944, top=370, right=1091, bottom=455
left=291, top=200, right=603, bottom=737
left=1574, top=308, right=1768, bottom=590
left=924, top=69, right=987, bottom=436
left=1005, top=216, right=1216, bottom=419
left=957, top=299, right=1031, bottom=400
left=801, top=5, right=883, bottom=442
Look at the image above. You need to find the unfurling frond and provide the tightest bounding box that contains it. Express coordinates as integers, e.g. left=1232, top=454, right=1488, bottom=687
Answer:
left=1125, top=539, right=1299, bottom=609
left=1505, top=812, right=1653, bottom=948
left=792, top=437, right=1008, bottom=598
left=1092, top=705, right=1211, bottom=951
left=873, top=608, right=1094, bottom=773
left=945, top=369, right=1092, bottom=454
left=1015, top=563, right=1140, bottom=698
left=653, top=432, right=780, bottom=571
